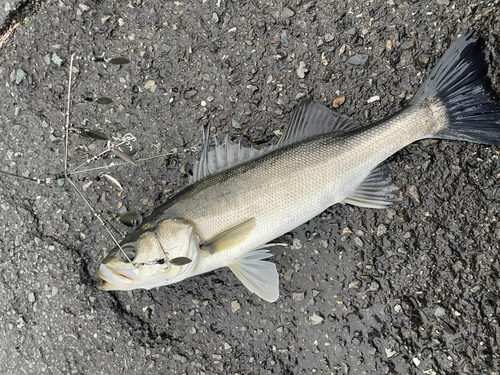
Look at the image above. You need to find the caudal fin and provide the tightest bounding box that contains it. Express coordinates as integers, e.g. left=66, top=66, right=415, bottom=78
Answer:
left=411, top=31, right=500, bottom=145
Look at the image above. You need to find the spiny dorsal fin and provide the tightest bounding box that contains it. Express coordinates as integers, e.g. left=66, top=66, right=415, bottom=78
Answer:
left=189, top=129, right=274, bottom=183
left=189, top=99, right=360, bottom=183
left=201, top=218, right=256, bottom=254
left=343, top=162, right=402, bottom=209
left=229, top=249, right=279, bottom=302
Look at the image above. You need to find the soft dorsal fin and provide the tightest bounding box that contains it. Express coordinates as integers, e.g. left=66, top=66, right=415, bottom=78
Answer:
left=189, top=99, right=360, bottom=183
left=343, top=162, right=402, bottom=209
left=229, top=249, right=279, bottom=302
left=276, top=99, right=361, bottom=147
left=200, top=218, right=256, bottom=254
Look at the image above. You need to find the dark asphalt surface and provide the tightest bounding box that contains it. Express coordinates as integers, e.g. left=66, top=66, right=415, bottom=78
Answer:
left=1, top=1, right=499, bottom=374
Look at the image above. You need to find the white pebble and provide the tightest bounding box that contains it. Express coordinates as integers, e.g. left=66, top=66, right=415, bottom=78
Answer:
left=367, top=95, right=380, bottom=103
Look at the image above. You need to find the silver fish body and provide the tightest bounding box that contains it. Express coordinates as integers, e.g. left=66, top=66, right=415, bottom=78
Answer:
left=98, top=32, right=500, bottom=302
left=164, top=103, right=443, bottom=275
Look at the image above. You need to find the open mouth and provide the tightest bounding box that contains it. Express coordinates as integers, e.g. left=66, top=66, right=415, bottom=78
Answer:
left=98, top=264, right=137, bottom=291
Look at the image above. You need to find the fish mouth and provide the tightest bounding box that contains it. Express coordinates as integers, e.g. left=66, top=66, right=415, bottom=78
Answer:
left=98, top=264, right=137, bottom=291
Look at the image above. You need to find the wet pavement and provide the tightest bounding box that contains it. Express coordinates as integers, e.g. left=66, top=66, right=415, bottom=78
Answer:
left=0, top=0, right=499, bottom=374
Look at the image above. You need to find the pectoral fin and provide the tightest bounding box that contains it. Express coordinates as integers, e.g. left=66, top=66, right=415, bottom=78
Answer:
left=229, top=250, right=279, bottom=302
left=201, top=218, right=256, bottom=254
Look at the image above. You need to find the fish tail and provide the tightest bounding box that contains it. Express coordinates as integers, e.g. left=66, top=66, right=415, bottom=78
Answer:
left=412, top=31, right=500, bottom=144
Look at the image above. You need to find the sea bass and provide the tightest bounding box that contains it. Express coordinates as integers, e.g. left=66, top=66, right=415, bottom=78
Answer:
left=98, top=31, right=500, bottom=302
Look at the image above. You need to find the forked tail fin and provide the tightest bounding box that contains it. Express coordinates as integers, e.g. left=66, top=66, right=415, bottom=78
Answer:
left=411, top=31, right=500, bottom=144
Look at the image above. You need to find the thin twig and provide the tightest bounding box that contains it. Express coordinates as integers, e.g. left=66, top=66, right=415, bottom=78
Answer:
left=0, top=22, right=20, bottom=50
left=65, top=54, right=75, bottom=175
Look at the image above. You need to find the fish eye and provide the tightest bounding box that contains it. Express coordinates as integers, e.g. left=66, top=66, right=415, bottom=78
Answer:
left=120, top=246, right=137, bottom=262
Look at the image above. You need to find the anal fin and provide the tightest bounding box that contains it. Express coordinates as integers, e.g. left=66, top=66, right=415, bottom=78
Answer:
left=229, top=250, right=279, bottom=302
left=343, top=162, right=401, bottom=209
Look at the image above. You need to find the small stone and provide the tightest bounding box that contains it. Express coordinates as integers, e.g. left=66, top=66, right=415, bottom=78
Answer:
left=291, top=238, right=302, bottom=250
left=303, top=1, right=315, bottom=11
left=470, top=285, right=481, bottom=293
left=247, top=84, right=258, bottom=94
left=367, top=95, right=380, bottom=103
left=292, top=292, right=305, bottom=301
left=310, top=312, right=324, bottom=325
left=386, top=39, right=393, bottom=50
left=413, top=358, right=421, bottom=366
left=348, top=280, right=362, bottom=289
left=224, top=343, right=231, bottom=350
left=296, top=61, right=309, bottom=79
left=284, top=269, right=294, bottom=281
left=346, top=28, right=357, bottom=36
left=296, top=92, right=307, bottom=100
left=231, top=300, right=241, bottom=313
left=28, top=292, right=36, bottom=303
left=145, top=80, right=156, bottom=92
left=377, top=224, right=387, bottom=237
left=332, top=96, right=345, bottom=108
left=434, top=306, right=446, bottom=318
left=212, top=353, right=222, bottom=360
left=101, top=14, right=112, bottom=24
left=184, top=89, right=198, bottom=99
left=15, top=69, right=27, bottom=85
left=354, top=237, right=364, bottom=247
left=348, top=54, right=369, bottom=66
left=408, top=185, right=420, bottom=203
left=324, top=33, right=334, bottom=43
left=231, top=119, right=241, bottom=129
left=52, top=53, right=63, bottom=66
left=281, top=7, right=295, bottom=20
left=419, top=53, right=430, bottom=66
left=162, top=44, right=172, bottom=53
left=79, top=3, right=90, bottom=12
left=366, top=281, right=380, bottom=292
left=172, top=354, right=187, bottom=363
left=212, top=12, right=219, bottom=23
left=385, top=348, right=397, bottom=358
left=402, top=39, right=416, bottom=50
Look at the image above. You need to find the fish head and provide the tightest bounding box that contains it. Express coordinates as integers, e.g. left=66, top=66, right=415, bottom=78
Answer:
left=98, top=219, right=200, bottom=291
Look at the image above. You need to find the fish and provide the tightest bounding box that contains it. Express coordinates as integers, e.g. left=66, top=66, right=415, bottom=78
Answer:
left=98, top=31, right=500, bottom=302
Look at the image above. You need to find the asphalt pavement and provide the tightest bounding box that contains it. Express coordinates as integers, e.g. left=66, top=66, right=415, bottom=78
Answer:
left=0, top=0, right=499, bottom=374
